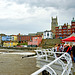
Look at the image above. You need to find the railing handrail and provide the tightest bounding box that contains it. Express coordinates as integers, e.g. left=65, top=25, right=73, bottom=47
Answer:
left=31, top=50, right=72, bottom=75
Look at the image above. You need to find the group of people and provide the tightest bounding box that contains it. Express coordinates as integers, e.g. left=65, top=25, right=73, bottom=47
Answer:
left=54, top=43, right=75, bottom=63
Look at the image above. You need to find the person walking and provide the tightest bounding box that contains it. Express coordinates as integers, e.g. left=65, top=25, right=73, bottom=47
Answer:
left=72, top=44, right=75, bottom=63
left=54, top=44, right=58, bottom=52
left=60, top=44, right=64, bottom=52
left=64, top=44, right=71, bottom=55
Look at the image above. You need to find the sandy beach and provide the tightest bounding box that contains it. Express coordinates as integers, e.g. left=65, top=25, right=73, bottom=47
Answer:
left=0, top=52, right=39, bottom=75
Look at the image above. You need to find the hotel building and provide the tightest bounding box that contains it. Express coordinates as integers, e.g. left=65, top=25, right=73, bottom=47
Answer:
left=55, top=18, right=75, bottom=39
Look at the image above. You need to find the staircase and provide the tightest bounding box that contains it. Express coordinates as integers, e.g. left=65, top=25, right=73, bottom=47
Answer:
left=31, top=49, right=73, bottom=75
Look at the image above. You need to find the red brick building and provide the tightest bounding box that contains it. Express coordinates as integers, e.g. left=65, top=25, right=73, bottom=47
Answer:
left=17, top=33, right=42, bottom=44
left=17, top=35, right=31, bottom=43
left=55, top=18, right=75, bottom=39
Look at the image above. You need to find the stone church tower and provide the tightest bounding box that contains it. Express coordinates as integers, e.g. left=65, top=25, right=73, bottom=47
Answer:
left=51, top=16, right=58, bottom=38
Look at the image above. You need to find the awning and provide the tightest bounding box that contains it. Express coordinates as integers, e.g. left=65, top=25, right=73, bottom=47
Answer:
left=62, top=36, right=75, bottom=42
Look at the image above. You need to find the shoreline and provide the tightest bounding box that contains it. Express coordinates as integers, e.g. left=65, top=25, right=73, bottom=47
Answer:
left=0, top=47, right=37, bottom=51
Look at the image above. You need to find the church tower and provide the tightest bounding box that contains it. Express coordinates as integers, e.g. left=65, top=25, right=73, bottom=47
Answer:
left=51, top=16, right=58, bottom=38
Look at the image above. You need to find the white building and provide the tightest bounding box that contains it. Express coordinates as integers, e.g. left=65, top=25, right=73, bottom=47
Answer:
left=43, top=30, right=53, bottom=39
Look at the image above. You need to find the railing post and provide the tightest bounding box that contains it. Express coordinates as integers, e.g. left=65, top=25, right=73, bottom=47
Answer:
left=43, top=50, right=47, bottom=61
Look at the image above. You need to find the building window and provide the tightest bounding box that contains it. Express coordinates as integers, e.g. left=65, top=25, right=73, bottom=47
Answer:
left=68, top=33, right=71, bottom=34
left=59, top=33, right=62, bottom=35
left=39, top=37, right=41, bottom=39
left=34, top=41, right=37, bottom=43
left=68, top=30, right=71, bottom=31
left=47, top=33, right=49, bottom=36
left=63, top=33, right=67, bottom=34
left=35, top=37, right=37, bottom=39
left=63, top=30, right=66, bottom=31
left=59, top=30, right=61, bottom=32
left=63, top=27, right=67, bottom=29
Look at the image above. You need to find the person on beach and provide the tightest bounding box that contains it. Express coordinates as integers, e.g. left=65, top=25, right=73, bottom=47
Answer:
left=70, top=45, right=72, bottom=51
left=60, top=44, right=64, bottom=52
left=66, top=44, right=71, bottom=55
left=64, top=44, right=71, bottom=55
left=54, top=44, right=58, bottom=52
left=57, top=44, right=61, bottom=52
left=72, top=44, right=75, bottom=63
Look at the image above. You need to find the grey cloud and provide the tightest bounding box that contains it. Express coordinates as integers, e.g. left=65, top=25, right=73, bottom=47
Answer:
left=7, top=0, right=75, bottom=9
left=0, top=17, right=50, bottom=35
left=1, top=0, right=75, bottom=35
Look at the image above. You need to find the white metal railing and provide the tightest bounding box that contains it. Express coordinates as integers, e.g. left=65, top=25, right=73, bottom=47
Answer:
left=35, top=49, right=64, bottom=59
left=31, top=49, right=73, bottom=75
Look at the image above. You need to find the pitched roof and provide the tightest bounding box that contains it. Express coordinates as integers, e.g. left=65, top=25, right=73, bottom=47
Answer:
left=68, top=33, right=75, bottom=37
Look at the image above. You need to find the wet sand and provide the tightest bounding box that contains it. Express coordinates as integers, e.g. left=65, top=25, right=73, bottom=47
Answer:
left=0, top=54, right=39, bottom=75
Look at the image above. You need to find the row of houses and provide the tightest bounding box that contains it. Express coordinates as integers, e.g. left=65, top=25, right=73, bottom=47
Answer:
left=1, top=35, right=18, bottom=47
left=0, top=31, right=53, bottom=47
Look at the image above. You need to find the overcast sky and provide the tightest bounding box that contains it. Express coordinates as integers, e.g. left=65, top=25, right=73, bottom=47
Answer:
left=0, top=0, right=75, bottom=35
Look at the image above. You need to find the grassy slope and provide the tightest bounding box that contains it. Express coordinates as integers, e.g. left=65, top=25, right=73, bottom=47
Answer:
left=39, top=39, right=62, bottom=48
